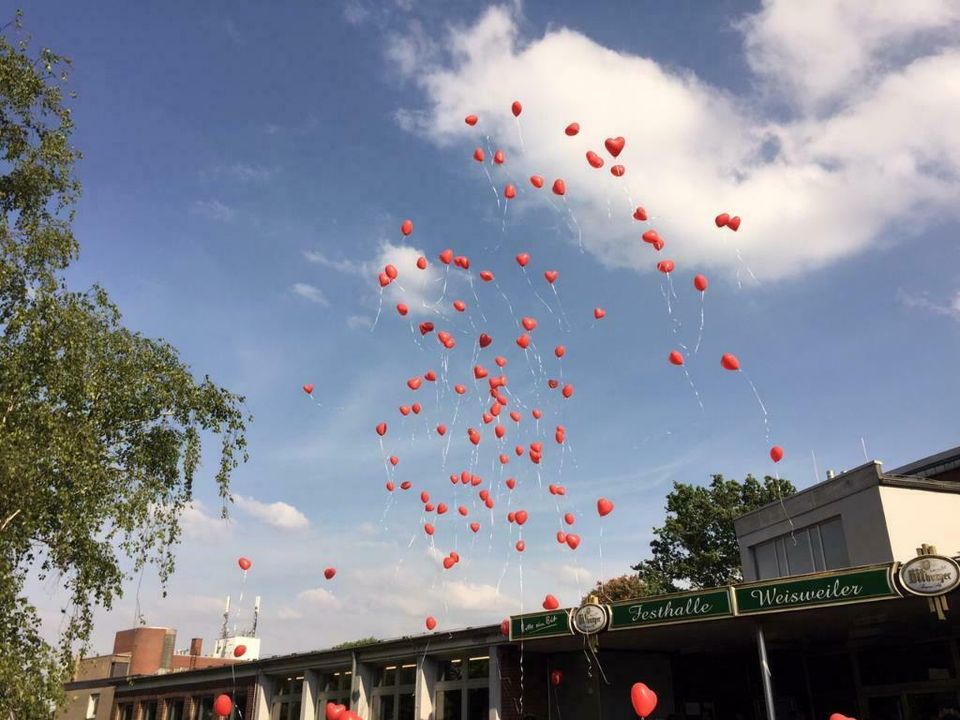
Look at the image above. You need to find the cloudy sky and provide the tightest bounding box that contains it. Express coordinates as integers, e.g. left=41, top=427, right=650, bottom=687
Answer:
left=20, top=0, right=960, bottom=657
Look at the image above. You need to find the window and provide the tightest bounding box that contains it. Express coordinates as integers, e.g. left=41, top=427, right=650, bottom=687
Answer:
left=435, top=655, right=489, bottom=720
left=166, top=699, right=185, bottom=720
left=371, top=663, right=416, bottom=720
left=110, top=662, right=129, bottom=678
left=86, top=694, right=100, bottom=720
left=142, top=701, right=158, bottom=720
left=316, top=669, right=353, bottom=713
left=751, top=517, right=849, bottom=579
left=272, top=676, right=303, bottom=720
left=194, top=696, right=214, bottom=720
left=118, top=704, right=133, bottom=720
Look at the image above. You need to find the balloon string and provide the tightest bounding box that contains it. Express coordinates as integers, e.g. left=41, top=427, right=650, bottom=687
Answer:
left=774, top=470, right=797, bottom=541
left=481, top=162, right=501, bottom=211
left=549, top=285, right=572, bottom=332
left=514, top=116, right=526, bottom=154
left=520, top=267, right=557, bottom=318
left=561, top=196, right=584, bottom=253
left=370, top=287, right=384, bottom=332
left=741, top=369, right=771, bottom=444
left=681, top=366, right=705, bottom=413
left=467, top=274, right=488, bottom=324
left=694, top=293, right=705, bottom=355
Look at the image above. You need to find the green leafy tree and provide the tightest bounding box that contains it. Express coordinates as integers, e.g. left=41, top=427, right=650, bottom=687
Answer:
left=632, top=474, right=795, bottom=591
left=331, top=637, right=381, bottom=650
left=579, top=572, right=672, bottom=606
left=1, top=15, right=248, bottom=717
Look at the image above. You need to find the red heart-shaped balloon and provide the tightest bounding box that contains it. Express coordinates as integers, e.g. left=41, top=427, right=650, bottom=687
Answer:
left=714, top=212, right=730, bottom=228
left=454, top=384, right=466, bottom=394
left=556, top=530, right=566, bottom=543
left=473, top=147, right=484, bottom=162
left=515, top=540, right=526, bottom=552
left=424, top=370, right=436, bottom=382
left=504, top=184, right=516, bottom=200
left=586, top=150, right=604, bottom=168
left=565, top=122, right=580, bottom=136
left=516, top=333, right=530, bottom=349
left=376, top=422, right=387, bottom=436
left=597, top=498, right=614, bottom=517
left=464, top=115, right=478, bottom=126
left=324, top=567, right=336, bottom=580
left=474, top=365, right=488, bottom=379
left=493, top=149, right=505, bottom=165
left=611, top=164, right=625, bottom=177
left=511, top=100, right=522, bottom=117
left=721, top=353, right=740, bottom=371
left=594, top=307, right=606, bottom=319
left=480, top=270, right=494, bottom=281
left=532, top=408, right=543, bottom=419
left=548, top=379, right=559, bottom=389
left=727, top=216, right=741, bottom=231
left=642, top=229, right=661, bottom=245
left=479, top=333, right=493, bottom=348
left=543, top=594, right=560, bottom=610
left=436, top=424, right=446, bottom=436
left=407, top=377, right=422, bottom=390
left=495, top=355, right=507, bottom=367
left=631, top=683, right=658, bottom=718
left=506, top=477, right=516, bottom=489
left=411, top=402, right=421, bottom=414
left=515, top=510, right=528, bottom=525
left=604, top=136, right=625, bottom=157
left=694, top=274, right=708, bottom=292
left=400, top=219, right=413, bottom=236
left=302, top=384, right=314, bottom=395
left=669, top=350, right=684, bottom=366
left=552, top=179, right=566, bottom=196
left=633, top=206, right=648, bottom=221
left=419, top=322, right=434, bottom=335
left=326, top=702, right=346, bottom=720
left=443, top=556, right=455, bottom=570
left=561, top=384, right=573, bottom=398
left=564, top=513, right=575, bottom=525
left=516, top=252, right=530, bottom=267
left=470, top=522, right=480, bottom=533
left=770, top=445, right=784, bottom=463
left=657, top=259, right=675, bottom=274
left=544, top=270, right=558, bottom=284
left=426, top=616, right=437, bottom=631
left=521, top=316, right=537, bottom=331
left=530, top=175, right=544, bottom=189
left=565, top=534, right=581, bottom=550
left=439, top=249, right=453, bottom=264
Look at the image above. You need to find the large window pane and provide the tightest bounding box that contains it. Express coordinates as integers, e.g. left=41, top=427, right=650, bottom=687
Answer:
left=440, top=689, right=462, bottom=720
left=195, top=696, right=214, bottom=720
left=142, top=702, right=157, bottom=720
left=754, top=540, right=781, bottom=579
left=438, top=659, right=463, bottom=682
left=467, top=688, right=488, bottom=720
left=784, top=529, right=815, bottom=575
left=398, top=664, right=417, bottom=686
left=819, top=517, right=849, bottom=570
left=375, top=694, right=395, bottom=720
left=398, top=693, right=415, bottom=720
left=467, top=656, right=489, bottom=680
left=378, top=666, right=397, bottom=688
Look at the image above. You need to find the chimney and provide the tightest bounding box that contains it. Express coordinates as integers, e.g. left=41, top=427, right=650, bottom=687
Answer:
left=826, top=470, right=835, bottom=480
left=189, top=638, right=203, bottom=657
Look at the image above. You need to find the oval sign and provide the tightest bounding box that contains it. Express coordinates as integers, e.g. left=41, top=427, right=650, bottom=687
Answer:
left=899, top=555, right=960, bottom=596
left=572, top=603, right=609, bottom=635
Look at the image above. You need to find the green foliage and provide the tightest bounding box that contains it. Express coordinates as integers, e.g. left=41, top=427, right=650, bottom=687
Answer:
left=579, top=572, right=673, bottom=606
left=0, top=14, right=248, bottom=718
left=632, top=474, right=796, bottom=591
left=331, top=637, right=381, bottom=650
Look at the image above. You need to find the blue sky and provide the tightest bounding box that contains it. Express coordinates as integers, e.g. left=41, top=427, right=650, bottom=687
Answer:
left=19, top=0, right=960, bottom=655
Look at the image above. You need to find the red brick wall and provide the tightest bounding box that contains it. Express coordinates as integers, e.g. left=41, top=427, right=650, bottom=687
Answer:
left=113, top=629, right=173, bottom=676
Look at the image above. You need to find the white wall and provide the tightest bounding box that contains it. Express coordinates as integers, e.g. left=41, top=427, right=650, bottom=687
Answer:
left=879, top=485, right=960, bottom=561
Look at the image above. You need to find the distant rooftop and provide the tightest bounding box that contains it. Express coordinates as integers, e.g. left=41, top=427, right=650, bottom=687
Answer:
left=891, top=445, right=960, bottom=478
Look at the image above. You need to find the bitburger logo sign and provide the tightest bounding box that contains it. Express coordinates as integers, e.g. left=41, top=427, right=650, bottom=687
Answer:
left=572, top=603, right=609, bottom=635
left=899, top=555, right=960, bottom=597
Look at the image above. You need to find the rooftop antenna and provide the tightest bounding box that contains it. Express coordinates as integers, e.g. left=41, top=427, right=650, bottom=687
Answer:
left=250, top=596, right=261, bottom=637
left=220, top=595, right=231, bottom=642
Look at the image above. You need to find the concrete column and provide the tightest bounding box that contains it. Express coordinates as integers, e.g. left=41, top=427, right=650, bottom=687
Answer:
left=488, top=647, right=502, bottom=720
left=415, top=655, right=437, bottom=720
left=301, top=671, right=319, bottom=720
left=756, top=624, right=776, bottom=720
left=350, top=653, right=374, bottom=719
left=254, top=673, right=275, bottom=720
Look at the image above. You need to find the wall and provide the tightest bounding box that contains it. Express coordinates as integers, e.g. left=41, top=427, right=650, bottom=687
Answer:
left=879, top=485, right=960, bottom=560
left=113, top=628, right=176, bottom=676
left=59, top=686, right=115, bottom=720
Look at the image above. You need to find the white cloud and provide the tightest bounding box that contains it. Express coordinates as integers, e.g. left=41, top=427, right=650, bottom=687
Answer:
left=440, top=581, right=517, bottom=612
left=181, top=501, right=231, bottom=542
left=741, top=0, right=960, bottom=112
left=296, top=587, right=343, bottom=609
left=233, top=495, right=310, bottom=531
left=346, top=314, right=373, bottom=330
left=190, top=199, right=236, bottom=223
left=390, top=4, right=960, bottom=281
left=291, top=282, right=330, bottom=306
left=221, top=162, right=274, bottom=182
left=343, top=0, right=370, bottom=26
left=557, top=564, right=594, bottom=586
left=896, top=288, right=960, bottom=321
left=277, top=606, right=305, bottom=621
left=303, top=250, right=364, bottom=275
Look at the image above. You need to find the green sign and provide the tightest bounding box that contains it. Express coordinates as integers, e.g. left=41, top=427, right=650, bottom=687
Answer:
left=510, top=611, right=572, bottom=640
left=734, top=565, right=897, bottom=615
left=609, top=588, right=733, bottom=630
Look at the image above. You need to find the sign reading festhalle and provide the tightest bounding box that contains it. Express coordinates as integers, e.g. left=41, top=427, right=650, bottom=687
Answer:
left=735, top=564, right=898, bottom=615
left=510, top=610, right=573, bottom=641
left=609, top=588, right=733, bottom=630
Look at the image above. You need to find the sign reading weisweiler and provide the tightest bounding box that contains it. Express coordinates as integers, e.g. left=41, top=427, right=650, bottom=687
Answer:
left=510, top=610, right=573, bottom=641
left=609, top=588, right=733, bottom=630
left=734, top=564, right=898, bottom=615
